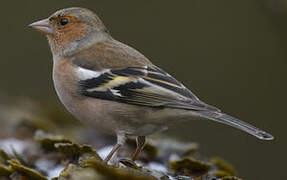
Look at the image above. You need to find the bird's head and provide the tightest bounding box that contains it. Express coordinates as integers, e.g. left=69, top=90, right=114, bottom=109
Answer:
left=29, top=7, right=110, bottom=56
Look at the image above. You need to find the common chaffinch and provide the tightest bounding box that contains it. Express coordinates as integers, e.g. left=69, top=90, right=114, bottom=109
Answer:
left=29, top=7, right=273, bottom=162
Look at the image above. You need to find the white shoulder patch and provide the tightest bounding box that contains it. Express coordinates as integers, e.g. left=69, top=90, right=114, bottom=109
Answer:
left=74, top=67, right=109, bottom=80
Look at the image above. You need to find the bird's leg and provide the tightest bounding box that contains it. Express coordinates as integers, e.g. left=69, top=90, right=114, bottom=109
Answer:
left=132, top=136, right=146, bottom=161
left=104, top=133, right=127, bottom=163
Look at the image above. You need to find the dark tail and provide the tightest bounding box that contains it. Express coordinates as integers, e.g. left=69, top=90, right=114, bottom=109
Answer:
left=199, top=111, right=274, bottom=140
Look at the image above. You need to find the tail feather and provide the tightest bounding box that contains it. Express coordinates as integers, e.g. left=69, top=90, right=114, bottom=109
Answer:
left=199, top=111, right=274, bottom=140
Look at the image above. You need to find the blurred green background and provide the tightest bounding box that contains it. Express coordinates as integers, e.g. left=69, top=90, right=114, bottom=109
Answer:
left=0, top=0, right=286, bottom=179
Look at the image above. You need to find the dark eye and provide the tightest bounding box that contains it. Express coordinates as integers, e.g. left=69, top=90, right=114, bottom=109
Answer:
left=60, top=18, right=69, bottom=26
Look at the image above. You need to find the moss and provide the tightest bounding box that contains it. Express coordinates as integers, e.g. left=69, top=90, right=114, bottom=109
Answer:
left=222, top=176, right=242, bottom=180
left=210, top=157, right=235, bottom=176
left=35, top=130, right=102, bottom=162
left=84, top=159, right=157, bottom=180
left=0, top=164, right=12, bottom=176
left=58, top=163, right=107, bottom=180
left=0, top=149, right=11, bottom=164
left=0, top=150, right=13, bottom=178
left=119, top=159, right=142, bottom=170
left=65, top=168, right=102, bottom=180
left=0, top=134, right=242, bottom=180
left=213, top=170, right=233, bottom=178
left=55, top=143, right=102, bottom=162
left=11, top=147, right=32, bottom=168
left=0, top=136, right=243, bottom=180
left=170, top=157, right=211, bottom=172
left=58, top=164, right=78, bottom=179
left=9, top=159, right=47, bottom=180
left=182, top=145, right=199, bottom=157
left=170, top=157, right=211, bottom=178
left=35, top=130, right=73, bottom=151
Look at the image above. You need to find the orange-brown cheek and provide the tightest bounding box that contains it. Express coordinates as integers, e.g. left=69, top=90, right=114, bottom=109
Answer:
left=54, top=23, right=89, bottom=50
left=63, top=23, right=89, bottom=41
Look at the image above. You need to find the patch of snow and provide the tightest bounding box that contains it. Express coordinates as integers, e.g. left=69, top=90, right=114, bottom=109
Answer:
left=0, top=138, right=28, bottom=154
left=35, top=158, right=64, bottom=179
left=148, top=162, right=167, bottom=173
left=169, top=153, right=180, bottom=162
left=97, top=145, right=113, bottom=160
left=167, top=175, right=175, bottom=180
left=35, top=159, right=54, bottom=172
left=47, top=165, right=65, bottom=179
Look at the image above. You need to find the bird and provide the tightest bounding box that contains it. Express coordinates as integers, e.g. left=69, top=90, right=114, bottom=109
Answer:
left=29, top=7, right=274, bottom=162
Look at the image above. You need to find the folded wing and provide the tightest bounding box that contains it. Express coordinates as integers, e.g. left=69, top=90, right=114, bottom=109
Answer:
left=77, top=65, right=220, bottom=111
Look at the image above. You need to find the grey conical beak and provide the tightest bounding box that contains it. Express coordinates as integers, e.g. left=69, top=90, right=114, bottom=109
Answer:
left=29, top=18, right=53, bottom=34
